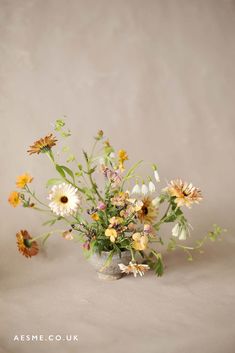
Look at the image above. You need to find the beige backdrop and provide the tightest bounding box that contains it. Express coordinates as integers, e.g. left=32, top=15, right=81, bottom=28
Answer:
left=1, top=1, right=235, bottom=353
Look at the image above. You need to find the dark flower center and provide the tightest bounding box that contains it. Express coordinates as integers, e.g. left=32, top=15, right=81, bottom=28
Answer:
left=142, top=206, right=148, bottom=215
left=23, top=239, right=31, bottom=248
left=183, top=191, right=189, bottom=196
left=60, top=196, right=68, bottom=204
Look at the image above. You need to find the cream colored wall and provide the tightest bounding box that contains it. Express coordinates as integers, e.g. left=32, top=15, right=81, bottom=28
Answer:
left=1, top=2, right=235, bottom=353
left=1, top=0, right=235, bottom=254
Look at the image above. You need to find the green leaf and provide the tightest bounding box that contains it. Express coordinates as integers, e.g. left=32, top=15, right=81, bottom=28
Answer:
left=208, top=224, right=225, bottom=241
left=61, top=130, right=71, bottom=138
left=56, top=164, right=66, bottom=178
left=55, top=165, right=75, bottom=183
left=100, top=250, right=115, bottom=272
left=54, top=119, right=65, bottom=131
left=42, top=218, right=60, bottom=226
left=164, top=213, right=177, bottom=222
left=153, top=253, right=164, bottom=276
left=46, top=178, right=63, bottom=188
left=66, top=154, right=75, bottom=163
left=61, top=165, right=75, bottom=181
left=150, top=251, right=164, bottom=276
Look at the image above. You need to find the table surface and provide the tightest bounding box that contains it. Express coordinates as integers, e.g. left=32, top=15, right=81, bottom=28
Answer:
left=1, top=236, right=235, bottom=353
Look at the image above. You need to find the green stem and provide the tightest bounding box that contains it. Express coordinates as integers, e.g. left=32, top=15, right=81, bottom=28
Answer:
left=30, top=228, right=69, bottom=243
left=129, top=247, right=135, bottom=262
left=24, top=185, right=49, bottom=208
left=154, top=203, right=172, bottom=229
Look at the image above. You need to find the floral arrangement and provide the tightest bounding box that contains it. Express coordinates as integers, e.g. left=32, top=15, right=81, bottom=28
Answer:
left=9, top=120, right=224, bottom=278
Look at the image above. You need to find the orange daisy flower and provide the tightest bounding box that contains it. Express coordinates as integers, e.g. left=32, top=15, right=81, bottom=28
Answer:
left=16, top=230, right=39, bottom=258
left=16, top=173, right=33, bottom=188
left=8, top=191, right=21, bottom=207
left=27, top=133, right=57, bottom=155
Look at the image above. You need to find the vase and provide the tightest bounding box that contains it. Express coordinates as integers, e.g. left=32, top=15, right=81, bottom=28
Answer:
left=89, top=250, right=132, bottom=280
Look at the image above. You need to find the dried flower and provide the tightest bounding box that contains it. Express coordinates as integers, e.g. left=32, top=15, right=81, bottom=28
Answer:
left=118, top=262, right=150, bottom=277
left=166, top=179, right=202, bottom=208
left=28, top=133, right=57, bottom=155
left=16, top=230, right=39, bottom=258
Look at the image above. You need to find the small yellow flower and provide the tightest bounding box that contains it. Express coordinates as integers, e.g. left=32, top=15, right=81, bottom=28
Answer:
left=105, top=228, right=118, bottom=243
left=132, top=232, right=149, bottom=251
left=8, top=191, right=21, bottom=207
left=16, top=173, right=33, bottom=188
left=118, top=149, right=128, bottom=171
left=91, top=213, right=99, bottom=221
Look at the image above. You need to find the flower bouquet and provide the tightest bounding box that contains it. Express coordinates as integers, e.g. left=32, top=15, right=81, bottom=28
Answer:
left=9, top=120, right=224, bottom=280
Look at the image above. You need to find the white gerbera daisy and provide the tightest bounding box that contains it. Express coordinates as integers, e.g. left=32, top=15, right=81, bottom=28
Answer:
left=48, top=183, right=80, bottom=216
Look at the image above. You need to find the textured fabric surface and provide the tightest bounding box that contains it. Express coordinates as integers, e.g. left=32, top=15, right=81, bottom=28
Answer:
left=1, top=1, right=235, bottom=352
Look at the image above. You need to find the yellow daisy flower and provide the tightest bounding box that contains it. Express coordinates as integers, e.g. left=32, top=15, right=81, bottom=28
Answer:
left=105, top=228, right=118, bottom=243
left=137, top=197, right=158, bottom=224
left=16, top=173, right=33, bottom=188
left=27, top=133, right=57, bottom=155
left=8, top=191, right=21, bottom=207
left=132, top=232, right=149, bottom=251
